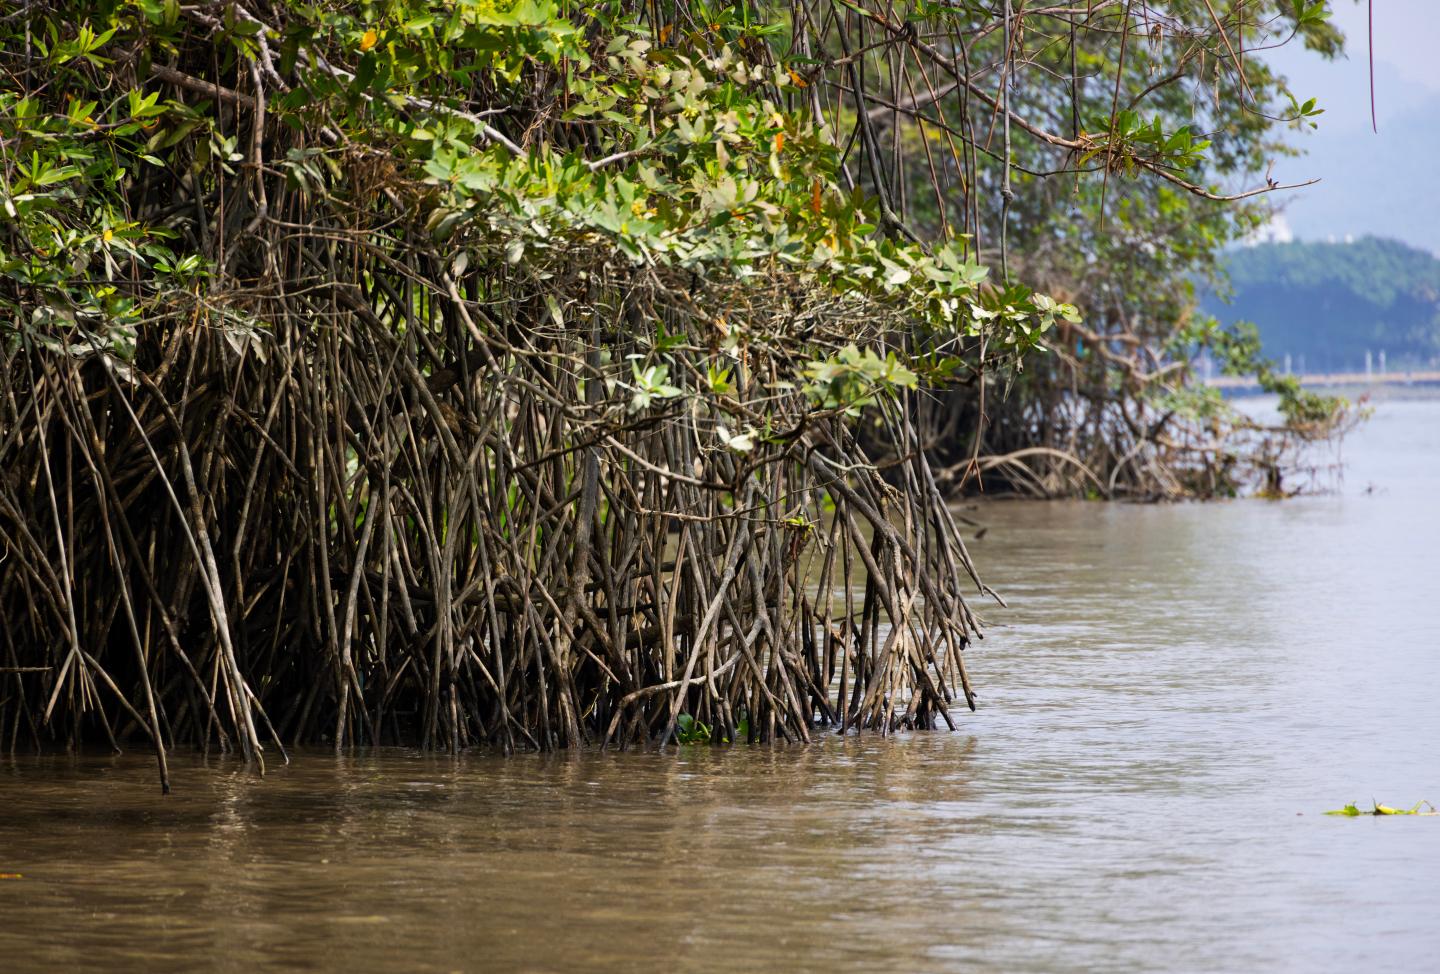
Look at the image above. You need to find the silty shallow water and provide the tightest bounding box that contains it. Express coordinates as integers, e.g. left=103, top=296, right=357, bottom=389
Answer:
left=2, top=397, right=1437, bottom=972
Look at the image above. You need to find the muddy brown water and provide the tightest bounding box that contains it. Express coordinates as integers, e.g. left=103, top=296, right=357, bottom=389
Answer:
left=3, top=398, right=1438, bottom=972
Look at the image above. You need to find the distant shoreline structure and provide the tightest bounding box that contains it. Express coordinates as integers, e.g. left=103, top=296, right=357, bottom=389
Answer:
left=1206, top=370, right=1440, bottom=392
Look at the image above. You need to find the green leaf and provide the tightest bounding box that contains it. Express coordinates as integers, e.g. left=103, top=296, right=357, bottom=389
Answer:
left=34, top=165, right=83, bottom=186
left=468, top=0, right=556, bottom=27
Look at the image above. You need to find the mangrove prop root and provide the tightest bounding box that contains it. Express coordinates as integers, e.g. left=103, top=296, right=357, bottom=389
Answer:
left=0, top=294, right=989, bottom=766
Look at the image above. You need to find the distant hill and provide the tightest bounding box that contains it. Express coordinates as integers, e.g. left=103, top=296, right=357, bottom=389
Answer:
left=1204, top=237, right=1440, bottom=373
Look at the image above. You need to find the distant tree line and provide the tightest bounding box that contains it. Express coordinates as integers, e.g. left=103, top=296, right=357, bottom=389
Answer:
left=1206, top=237, right=1440, bottom=373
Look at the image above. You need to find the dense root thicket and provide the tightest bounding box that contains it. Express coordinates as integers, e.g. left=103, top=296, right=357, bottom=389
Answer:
left=1, top=261, right=991, bottom=785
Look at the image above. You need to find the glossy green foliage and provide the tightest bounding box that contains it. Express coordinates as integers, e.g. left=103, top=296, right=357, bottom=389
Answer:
left=0, top=0, right=1078, bottom=411
left=674, top=713, right=712, bottom=744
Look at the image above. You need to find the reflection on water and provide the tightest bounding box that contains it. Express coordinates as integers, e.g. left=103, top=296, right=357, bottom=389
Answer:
left=3, top=400, right=1438, bottom=973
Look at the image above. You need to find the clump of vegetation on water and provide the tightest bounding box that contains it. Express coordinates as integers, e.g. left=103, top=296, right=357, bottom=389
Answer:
left=1325, top=801, right=1438, bottom=817
left=674, top=715, right=712, bottom=746
left=674, top=710, right=750, bottom=745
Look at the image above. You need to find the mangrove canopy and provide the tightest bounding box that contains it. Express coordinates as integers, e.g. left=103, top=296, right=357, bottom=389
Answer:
left=0, top=0, right=1341, bottom=787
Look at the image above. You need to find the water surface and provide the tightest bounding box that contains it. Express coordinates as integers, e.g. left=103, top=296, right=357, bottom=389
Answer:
left=3, top=399, right=1437, bottom=972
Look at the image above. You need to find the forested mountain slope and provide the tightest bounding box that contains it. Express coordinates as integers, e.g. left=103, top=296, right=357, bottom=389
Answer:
left=1206, top=238, right=1440, bottom=372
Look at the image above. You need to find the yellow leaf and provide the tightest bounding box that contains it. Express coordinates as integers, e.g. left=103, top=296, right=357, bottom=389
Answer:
left=360, top=29, right=378, bottom=52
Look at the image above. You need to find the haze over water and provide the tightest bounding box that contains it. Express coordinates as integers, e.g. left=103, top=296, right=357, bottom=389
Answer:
left=2, top=397, right=1437, bottom=972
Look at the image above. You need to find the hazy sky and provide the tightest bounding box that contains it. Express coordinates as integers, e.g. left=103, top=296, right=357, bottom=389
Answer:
left=1268, top=0, right=1440, bottom=126
left=1261, top=1, right=1440, bottom=251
